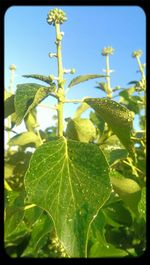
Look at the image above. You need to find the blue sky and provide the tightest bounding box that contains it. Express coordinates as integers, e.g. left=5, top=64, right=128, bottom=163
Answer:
left=4, top=5, right=146, bottom=134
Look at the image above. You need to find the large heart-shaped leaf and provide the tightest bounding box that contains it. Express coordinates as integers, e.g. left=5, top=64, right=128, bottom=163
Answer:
left=68, top=74, right=107, bottom=88
left=15, top=83, right=56, bottom=125
left=25, top=137, right=111, bottom=257
left=84, top=98, right=135, bottom=161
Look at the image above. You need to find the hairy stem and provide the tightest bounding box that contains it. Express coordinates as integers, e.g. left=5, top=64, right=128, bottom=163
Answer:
left=55, top=23, right=65, bottom=137
left=106, top=55, right=112, bottom=98
left=136, top=56, right=145, bottom=80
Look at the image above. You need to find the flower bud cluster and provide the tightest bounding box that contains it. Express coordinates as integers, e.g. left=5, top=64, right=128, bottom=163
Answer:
left=9, top=64, right=16, bottom=71
left=101, top=46, right=115, bottom=56
left=47, top=8, right=67, bottom=25
left=49, top=236, right=67, bottom=257
left=132, top=50, right=142, bottom=58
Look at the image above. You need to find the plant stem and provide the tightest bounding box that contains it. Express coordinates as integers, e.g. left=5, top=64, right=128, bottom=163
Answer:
left=7, top=68, right=15, bottom=145
left=55, top=23, right=65, bottom=137
left=64, top=99, right=83, bottom=103
left=136, top=56, right=145, bottom=80
left=57, top=101, right=63, bottom=137
left=106, top=55, right=112, bottom=98
left=36, top=127, right=43, bottom=145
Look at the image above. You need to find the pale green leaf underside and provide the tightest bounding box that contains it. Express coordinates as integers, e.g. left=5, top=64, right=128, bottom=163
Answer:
left=66, top=118, right=96, bottom=143
left=15, top=83, right=55, bottom=125
left=68, top=74, right=107, bottom=88
left=84, top=98, right=135, bottom=161
left=25, top=137, right=111, bottom=257
left=8, top=132, right=41, bottom=147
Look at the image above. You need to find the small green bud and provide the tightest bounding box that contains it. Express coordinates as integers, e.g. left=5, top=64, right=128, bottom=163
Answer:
left=64, top=68, right=76, bottom=74
left=70, top=68, right=76, bottom=74
left=48, top=52, right=57, bottom=58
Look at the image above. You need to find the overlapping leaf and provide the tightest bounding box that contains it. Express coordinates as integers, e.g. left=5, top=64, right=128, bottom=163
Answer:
left=84, top=98, right=135, bottom=161
left=4, top=94, right=15, bottom=118
left=25, top=137, right=111, bottom=257
left=15, top=83, right=56, bottom=125
left=66, top=118, right=96, bottom=143
left=68, top=74, right=107, bottom=88
left=8, top=132, right=41, bottom=147
left=110, top=170, right=141, bottom=215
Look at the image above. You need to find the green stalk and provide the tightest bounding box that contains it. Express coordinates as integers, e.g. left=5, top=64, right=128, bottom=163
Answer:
left=7, top=67, right=15, bottom=143
left=136, top=56, right=145, bottom=80
left=106, top=55, right=112, bottom=98
left=55, top=23, right=65, bottom=137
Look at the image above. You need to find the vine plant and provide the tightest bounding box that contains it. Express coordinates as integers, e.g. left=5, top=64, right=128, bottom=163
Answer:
left=4, top=8, right=146, bottom=258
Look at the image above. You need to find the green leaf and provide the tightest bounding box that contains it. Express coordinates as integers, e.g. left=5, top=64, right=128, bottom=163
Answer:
left=15, top=83, right=55, bottom=125
left=90, top=210, right=107, bottom=246
left=4, top=94, right=15, bottom=118
left=68, top=74, right=107, bottom=88
left=90, top=111, right=105, bottom=135
left=89, top=242, right=128, bottom=257
left=25, top=137, right=111, bottom=257
left=103, top=201, right=132, bottom=227
left=66, top=118, right=96, bottom=143
left=110, top=170, right=141, bottom=215
left=22, top=213, right=53, bottom=257
left=5, top=164, right=15, bottom=179
left=5, top=191, right=28, bottom=242
left=24, top=109, right=37, bottom=132
left=84, top=98, right=135, bottom=161
left=109, top=149, right=128, bottom=166
left=25, top=86, right=56, bottom=117
left=24, top=206, right=43, bottom=228
left=23, top=74, right=55, bottom=85
left=138, top=187, right=146, bottom=221
left=8, top=132, right=41, bottom=147
left=128, top=81, right=139, bottom=85
left=95, top=82, right=108, bottom=92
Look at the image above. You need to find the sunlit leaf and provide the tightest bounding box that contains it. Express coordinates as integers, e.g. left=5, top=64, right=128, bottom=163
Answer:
left=23, top=74, right=55, bottom=85
left=8, top=132, right=41, bottom=147
left=110, top=170, right=141, bottom=215
left=15, top=83, right=55, bottom=125
left=25, top=137, right=111, bottom=257
left=89, top=242, right=128, bottom=257
left=24, top=109, right=37, bottom=132
left=66, top=118, right=96, bottom=143
left=84, top=98, right=135, bottom=161
left=68, top=74, right=107, bottom=88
